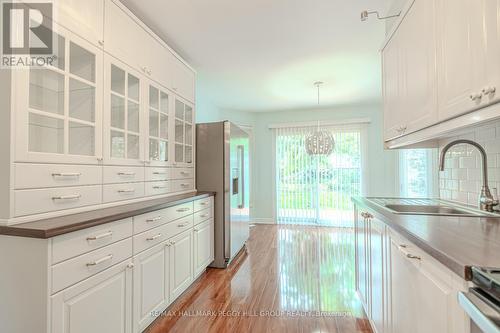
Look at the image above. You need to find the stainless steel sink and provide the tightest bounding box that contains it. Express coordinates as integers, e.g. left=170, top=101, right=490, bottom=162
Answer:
left=384, top=204, right=491, bottom=217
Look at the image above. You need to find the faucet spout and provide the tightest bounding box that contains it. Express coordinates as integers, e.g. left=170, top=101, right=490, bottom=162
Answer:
left=439, top=139, right=497, bottom=212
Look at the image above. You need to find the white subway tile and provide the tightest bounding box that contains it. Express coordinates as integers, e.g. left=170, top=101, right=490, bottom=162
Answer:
left=459, top=156, right=477, bottom=169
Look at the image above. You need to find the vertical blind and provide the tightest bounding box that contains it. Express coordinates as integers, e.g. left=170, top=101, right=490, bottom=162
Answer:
left=274, top=124, right=364, bottom=227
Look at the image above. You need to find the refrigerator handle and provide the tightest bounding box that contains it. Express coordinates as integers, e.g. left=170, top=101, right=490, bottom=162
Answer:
left=238, top=145, right=244, bottom=209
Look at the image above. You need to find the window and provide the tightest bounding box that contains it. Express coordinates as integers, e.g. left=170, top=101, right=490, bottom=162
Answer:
left=399, top=149, right=438, bottom=198
left=274, top=124, right=365, bottom=227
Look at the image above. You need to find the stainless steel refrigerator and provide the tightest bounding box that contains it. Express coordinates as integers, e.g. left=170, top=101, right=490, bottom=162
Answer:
left=196, top=121, right=250, bottom=268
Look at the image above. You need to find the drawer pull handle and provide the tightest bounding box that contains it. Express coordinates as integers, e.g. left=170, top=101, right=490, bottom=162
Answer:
left=153, top=171, right=167, bottom=175
left=176, top=208, right=190, bottom=212
left=200, top=214, right=209, bottom=218
left=87, top=231, right=113, bottom=241
left=177, top=223, right=190, bottom=227
left=170, top=240, right=176, bottom=245
left=86, top=254, right=113, bottom=267
left=180, top=183, right=190, bottom=187
left=165, top=241, right=172, bottom=247
left=199, top=202, right=208, bottom=206
left=406, top=254, right=421, bottom=260
left=153, top=185, right=167, bottom=189
left=180, top=171, right=190, bottom=175
left=52, top=172, right=81, bottom=177
left=118, top=188, right=136, bottom=193
left=52, top=194, right=81, bottom=200
left=117, top=172, right=136, bottom=176
left=146, top=233, right=162, bottom=241
left=146, top=216, right=163, bottom=223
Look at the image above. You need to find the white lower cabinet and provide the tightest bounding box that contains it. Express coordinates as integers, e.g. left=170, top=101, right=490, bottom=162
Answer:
left=51, top=260, right=133, bottom=333
left=169, top=229, right=194, bottom=300
left=193, top=219, right=214, bottom=278
left=133, top=241, right=170, bottom=332
left=0, top=197, right=214, bottom=333
left=355, top=205, right=469, bottom=333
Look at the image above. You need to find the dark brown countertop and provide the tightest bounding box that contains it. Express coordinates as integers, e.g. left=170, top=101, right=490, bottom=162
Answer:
left=353, top=197, right=500, bottom=281
left=0, top=191, right=215, bottom=239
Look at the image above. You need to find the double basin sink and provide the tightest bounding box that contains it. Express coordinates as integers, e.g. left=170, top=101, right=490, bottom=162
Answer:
left=370, top=198, right=499, bottom=218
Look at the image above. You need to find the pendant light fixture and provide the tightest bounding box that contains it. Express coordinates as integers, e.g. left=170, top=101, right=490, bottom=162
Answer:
left=305, top=82, right=335, bottom=156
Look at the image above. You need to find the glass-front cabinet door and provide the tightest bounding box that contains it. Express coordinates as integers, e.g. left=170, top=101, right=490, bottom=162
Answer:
left=174, top=98, right=194, bottom=167
left=103, top=56, right=144, bottom=165
left=14, top=24, right=103, bottom=164
left=146, top=82, right=171, bottom=166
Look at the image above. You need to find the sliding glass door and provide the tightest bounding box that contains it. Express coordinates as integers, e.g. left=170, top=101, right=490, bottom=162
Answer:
left=275, top=125, right=364, bottom=227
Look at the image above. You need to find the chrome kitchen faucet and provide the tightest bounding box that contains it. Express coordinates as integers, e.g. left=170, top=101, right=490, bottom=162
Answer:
left=439, top=139, right=499, bottom=212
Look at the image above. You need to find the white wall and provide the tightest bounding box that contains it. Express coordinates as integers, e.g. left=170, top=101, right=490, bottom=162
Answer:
left=196, top=84, right=398, bottom=221
left=439, top=121, right=500, bottom=206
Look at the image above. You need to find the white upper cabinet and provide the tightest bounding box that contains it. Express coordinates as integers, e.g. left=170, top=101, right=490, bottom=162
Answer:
left=171, top=58, right=196, bottom=103
left=382, top=31, right=403, bottom=141
left=436, top=0, right=484, bottom=121
left=103, top=56, right=145, bottom=165
left=146, top=82, right=172, bottom=166
left=173, top=98, right=195, bottom=167
left=382, top=0, right=437, bottom=141
left=14, top=23, right=103, bottom=164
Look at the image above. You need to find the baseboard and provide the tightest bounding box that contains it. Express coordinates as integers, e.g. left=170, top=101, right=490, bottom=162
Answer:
left=250, top=217, right=275, bottom=224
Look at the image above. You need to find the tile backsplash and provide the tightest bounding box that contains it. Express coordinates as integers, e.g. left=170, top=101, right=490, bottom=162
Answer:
left=439, top=120, right=500, bottom=206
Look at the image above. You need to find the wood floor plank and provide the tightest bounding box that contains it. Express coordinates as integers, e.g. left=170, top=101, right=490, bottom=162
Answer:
left=146, top=224, right=372, bottom=333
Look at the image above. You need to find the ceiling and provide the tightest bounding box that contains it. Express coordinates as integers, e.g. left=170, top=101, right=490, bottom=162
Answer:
left=121, top=0, right=390, bottom=112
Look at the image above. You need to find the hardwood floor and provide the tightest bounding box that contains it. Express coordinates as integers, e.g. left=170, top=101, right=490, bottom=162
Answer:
left=147, top=224, right=372, bottom=333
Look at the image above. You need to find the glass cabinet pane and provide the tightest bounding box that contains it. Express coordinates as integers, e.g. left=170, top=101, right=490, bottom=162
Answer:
left=175, top=120, right=184, bottom=143
left=175, top=100, right=184, bottom=119
left=111, top=95, right=125, bottom=129
left=149, top=110, right=159, bottom=137
left=29, top=113, right=64, bottom=154
left=128, top=101, right=140, bottom=133
left=52, top=34, right=65, bottom=70
left=160, top=92, right=168, bottom=113
left=111, top=131, right=125, bottom=158
left=111, top=65, right=125, bottom=95
left=69, top=122, right=95, bottom=156
left=127, top=134, right=139, bottom=159
left=69, top=78, right=95, bottom=122
left=149, top=86, right=159, bottom=110
left=149, top=139, right=159, bottom=160
left=185, top=106, right=193, bottom=123
left=29, top=68, right=64, bottom=115
left=175, top=144, right=183, bottom=162
left=185, top=124, right=192, bottom=145
left=159, top=140, right=167, bottom=161
left=69, top=42, right=95, bottom=82
left=160, top=114, right=168, bottom=139
left=128, top=74, right=139, bottom=102
left=185, top=146, right=192, bottom=163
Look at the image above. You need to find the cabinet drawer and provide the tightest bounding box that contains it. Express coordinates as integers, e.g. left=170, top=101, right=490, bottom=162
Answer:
left=194, top=196, right=213, bottom=212
left=103, top=166, right=145, bottom=184
left=14, top=163, right=102, bottom=189
left=14, top=185, right=102, bottom=216
left=194, top=207, right=212, bottom=226
left=145, top=181, right=170, bottom=196
left=52, top=218, right=133, bottom=264
left=133, top=202, right=194, bottom=234
left=171, top=179, right=195, bottom=192
left=51, top=238, right=132, bottom=294
left=102, top=182, right=145, bottom=203
left=145, top=167, right=171, bottom=181
left=171, top=168, right=194, bottom=180
left=133, top=215, right=193, bottom=254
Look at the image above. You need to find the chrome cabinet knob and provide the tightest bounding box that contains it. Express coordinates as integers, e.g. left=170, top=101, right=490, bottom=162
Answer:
left=482, top=87, right=496, bottom=95
left=470, top=93, right=483, bottom=101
